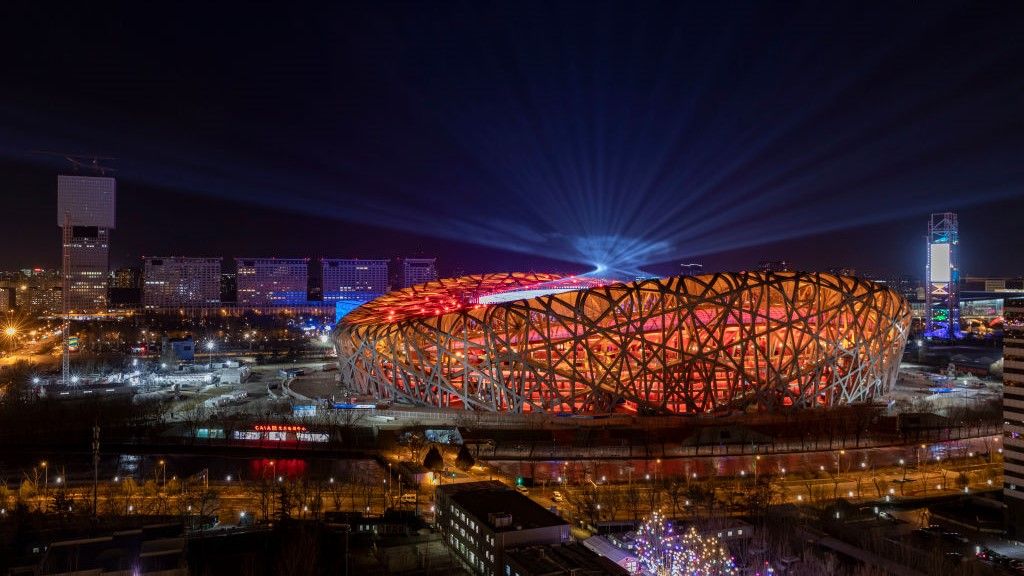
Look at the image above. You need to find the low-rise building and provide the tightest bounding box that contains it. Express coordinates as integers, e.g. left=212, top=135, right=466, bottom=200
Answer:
left=161, top=336, right=195, bottom=365
left=436, top=481, right=569, bottom=575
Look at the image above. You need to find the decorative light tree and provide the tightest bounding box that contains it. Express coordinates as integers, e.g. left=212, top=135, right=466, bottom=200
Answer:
left=634, top=512, right=739, bottom=576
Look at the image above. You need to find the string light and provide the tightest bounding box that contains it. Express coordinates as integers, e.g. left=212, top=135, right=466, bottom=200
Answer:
left=634, top=511, right=739, bottom=575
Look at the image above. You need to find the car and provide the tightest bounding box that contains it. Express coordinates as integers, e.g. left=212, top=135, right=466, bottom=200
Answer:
left=552, top=491, right=564, bottom=502
left=400, top=493, right=417, bottom=504
left=515, top=485, right=530, bottom=495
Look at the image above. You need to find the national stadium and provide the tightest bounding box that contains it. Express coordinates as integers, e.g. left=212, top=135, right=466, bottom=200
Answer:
left=333, top=272, right=911, bottom=415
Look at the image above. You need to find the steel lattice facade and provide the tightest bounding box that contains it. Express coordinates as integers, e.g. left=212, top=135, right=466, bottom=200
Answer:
left=334, top=271, right=911, bottom=415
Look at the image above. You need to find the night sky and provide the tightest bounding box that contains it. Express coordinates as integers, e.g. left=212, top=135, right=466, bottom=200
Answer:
left=0, top=2, right=1022, bottom=278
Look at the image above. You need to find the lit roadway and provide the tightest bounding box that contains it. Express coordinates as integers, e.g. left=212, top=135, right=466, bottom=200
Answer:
left=0, top=332, right=60, bottom=369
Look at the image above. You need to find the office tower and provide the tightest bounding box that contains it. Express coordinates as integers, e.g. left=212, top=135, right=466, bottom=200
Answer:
left=57, top=175, right=116, bottom=313
left=143, top=257, right=222, bottom=309
left=109, top=266, right=143, bottom=309
left=15, top=269, right=62, bottom=315
left=321, top=259, right=389, bottom=301
left=679, top=263, right=703, bottom=276
left=235, top=258, right=309, bottom=306
left=220, top=273, right=237, bottom=303
left=110, top=267, right=142, bottom=289
left=401, top=257, right=438, bottom=288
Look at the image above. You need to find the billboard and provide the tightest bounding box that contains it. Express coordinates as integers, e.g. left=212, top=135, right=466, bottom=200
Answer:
left=929, top=243, right=951, bottom=283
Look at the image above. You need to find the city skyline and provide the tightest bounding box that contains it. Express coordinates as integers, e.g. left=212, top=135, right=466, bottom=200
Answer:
left=0, top=168, right=1018, bottom=281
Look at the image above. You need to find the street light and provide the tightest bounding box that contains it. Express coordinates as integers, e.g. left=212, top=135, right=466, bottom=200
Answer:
left=205, top=340, right=215, bottom=370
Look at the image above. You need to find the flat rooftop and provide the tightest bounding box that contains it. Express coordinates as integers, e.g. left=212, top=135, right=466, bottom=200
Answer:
left=440, top=481, right=566, bottom=532
left=505, top=543, right=629, bottom=575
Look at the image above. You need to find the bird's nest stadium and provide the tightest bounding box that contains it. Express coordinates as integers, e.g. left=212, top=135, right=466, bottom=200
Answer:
left=333, top=272, right=911, bottom=415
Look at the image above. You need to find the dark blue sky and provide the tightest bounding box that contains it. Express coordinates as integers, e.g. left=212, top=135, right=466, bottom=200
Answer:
left=0, top=1, right=1021, bottom=278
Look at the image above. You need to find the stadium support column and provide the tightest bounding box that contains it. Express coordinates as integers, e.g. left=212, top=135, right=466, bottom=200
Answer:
left=925, top=213, right=959, bottom=340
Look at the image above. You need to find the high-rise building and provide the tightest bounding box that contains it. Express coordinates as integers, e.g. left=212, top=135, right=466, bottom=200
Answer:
left=759, top=259, right=791, bottom=273
left=322, top=259, right=389, bottom=301
left=10, top=269, right=63, bottom=315
left=0, top=287, right=11, bottom=312
left=401, top=257, right=438, bottom=288
left=925, top=212, right=959, bottom=338
left=680, top=263, right=703, bottom=276
left=109, top=267, right=142, bottom=309
left=1004, top=297, right=1024, bottom=535
left=57, top=175, right=116, bottom=313
left=110, top=267, right=142, bottom=289
left=143, top=257, right=222, bottom=309
left=235, top=258, right=309, bottom=306
left=220, top=273, right=237, bottom=303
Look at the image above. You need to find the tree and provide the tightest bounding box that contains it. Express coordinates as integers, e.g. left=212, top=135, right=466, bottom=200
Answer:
left=635, top=512, right=738, bottom=576
left=423, top=446, right=444, bottom=472
left=454, top=445, right=475, bottom=471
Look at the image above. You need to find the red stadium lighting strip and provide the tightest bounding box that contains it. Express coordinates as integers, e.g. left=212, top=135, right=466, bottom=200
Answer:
left=334, top=271, right=911, bottom=415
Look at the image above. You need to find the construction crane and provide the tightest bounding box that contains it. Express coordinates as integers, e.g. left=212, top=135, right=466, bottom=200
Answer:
left=35, top=152, right=118, bottom=386
left=32, top=151, right=117, bottom=175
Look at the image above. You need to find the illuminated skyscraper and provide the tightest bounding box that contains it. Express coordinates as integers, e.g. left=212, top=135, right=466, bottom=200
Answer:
left=401, top=257, right=438, bottom=288
left=235, top=258, right=308, bottom=306
left=925, top=212, right=959, bottom=338
left=1004, top=297, right=1024, bottom=534
left=143, top=257, right=222, bottom=309
left=57, top=175, right=116, bottom=313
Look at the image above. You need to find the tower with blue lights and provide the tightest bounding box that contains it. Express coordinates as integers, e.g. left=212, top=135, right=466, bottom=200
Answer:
left=925, top=212, right=959, bottom=339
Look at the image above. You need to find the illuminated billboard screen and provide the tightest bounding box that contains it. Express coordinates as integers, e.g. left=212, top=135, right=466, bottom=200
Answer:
left=930, top=243, right=951, bottom=283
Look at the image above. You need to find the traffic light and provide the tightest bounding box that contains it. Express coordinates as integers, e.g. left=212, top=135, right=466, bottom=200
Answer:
left=515, top=476, right=524, bottom=486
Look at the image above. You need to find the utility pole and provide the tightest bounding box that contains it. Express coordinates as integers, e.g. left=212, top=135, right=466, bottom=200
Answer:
left=92, top=422, right=100, bottom=517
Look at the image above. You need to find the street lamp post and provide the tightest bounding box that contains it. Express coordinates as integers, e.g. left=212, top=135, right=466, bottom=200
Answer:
left=205, top=340, right=215, bottom=370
